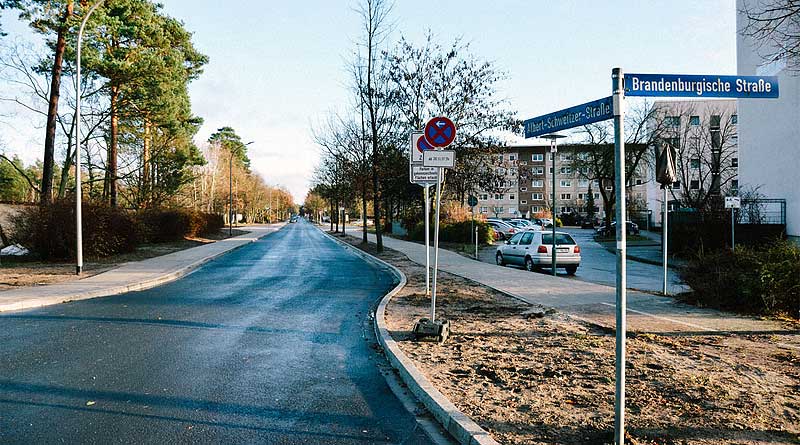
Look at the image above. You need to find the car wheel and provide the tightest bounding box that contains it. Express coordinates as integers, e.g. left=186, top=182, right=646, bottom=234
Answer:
left=525, top=257, right=534, bottom=272
left=495, top=253, right=505, bottom=266
left=566, top=265, right=578, bottom=275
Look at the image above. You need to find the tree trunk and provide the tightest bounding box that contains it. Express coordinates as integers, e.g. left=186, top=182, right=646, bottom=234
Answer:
left=41, top=1, right=74, bottom=207
left=57, top=116, right=77, bottom=199
left=142, top=120, right=151, bottom=207
left=108, top=86, right=120, bottom=207
left=361, top=180, right=368, bottom=244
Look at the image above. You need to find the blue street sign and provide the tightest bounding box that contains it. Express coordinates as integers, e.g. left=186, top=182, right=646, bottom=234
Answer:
left=524, top=96, right=613, bottom=138
left=625, top=73, right=779, bottom=98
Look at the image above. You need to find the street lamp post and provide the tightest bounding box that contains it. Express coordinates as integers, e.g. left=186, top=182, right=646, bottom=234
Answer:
left=75, top=0, right=105, bottom=275
left=542, top=134, right=566, bottom=276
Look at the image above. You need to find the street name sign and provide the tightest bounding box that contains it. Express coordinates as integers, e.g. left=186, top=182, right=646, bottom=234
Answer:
left=423, top=150, right=455, bottom=168
left=624, top=73, right=779, bottom=98
left=725, top=196, right=741, bottom=209
left=524, top=96, right=613, bottom=138
left=424, top=117, right=457, bottom=148
left=411, top=165, right=440, bottom=184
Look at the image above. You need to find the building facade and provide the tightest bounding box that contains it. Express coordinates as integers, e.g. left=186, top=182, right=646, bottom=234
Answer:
left=736, top=0, right=799, bottom=241
left=645, top=99, right=739, bottom=227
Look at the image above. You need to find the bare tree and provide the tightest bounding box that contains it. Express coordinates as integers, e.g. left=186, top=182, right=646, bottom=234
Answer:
left=740, top=0, right=800, bottom=72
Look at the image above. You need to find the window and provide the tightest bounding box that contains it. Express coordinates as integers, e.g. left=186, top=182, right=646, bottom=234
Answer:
left=605, top=184, right=613, bottom=191
left=520, top=187, right=528, bottom=192
left=532, top=167, right=544, bottom=175
left=577, top=193, right=584, bottom=200
left=508, top=207, right=517, bottom=215
left=532, top=193, right=543, bottom=200
left=666, top=116, right=680, bottom=127
left=532, top=153, right=544, bottom=162
left=480, top=206, right=488, bottom=213
left=560, top=166, right=572, bottom=174
left=731, top=179, right=739, bottom=190
left=731, top=114, right=738, bottom=125
left=636, top=179, right=643, bottom=185
left=560, top=153, right=573, bottom=161
left=671, top=181, right=681, bottom=189
left=732, top=157, right=738, bottom=168
left=509, top=154, right=516, bottom=161
left=520, top=200, right=528, bottom=204
left=689, top=115, right=700, bottom=126
left=690, top=158, right=700, bottom=169
left=578, top=179, right=589, bottom=187
left=690, top=180, right=700, bottom=190
left=560, top=206, right=570, bottom=213
left=509, top=194, right=515, bottom=200
left=495, top=206, right=505, bottom=214
left=560, top=180, right=572, bottom=187
left=549, top=167, right=554, bottom=174
left=561, top=193, right=571, bottom=200
left=531, top=180, right=542, bottom=187
left=549, top=153, right=555, bottom=161
left=498, top=154, right=504, bottom=161
left=668, top=137, right=680, bottom=149
left=520, top=232, right=533, bottom=245
left=494, top=194, right=503, bottom=199
left=594, top=193, right=600, bottom=199
left=480, top=194, right=488, bottom=200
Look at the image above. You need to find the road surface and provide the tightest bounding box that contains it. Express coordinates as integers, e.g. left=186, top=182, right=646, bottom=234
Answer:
left=0, top=221, right=436, bottom=444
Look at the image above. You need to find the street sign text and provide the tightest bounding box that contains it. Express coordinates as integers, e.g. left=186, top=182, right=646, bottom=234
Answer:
left=625, top=73, right=779, bottom=98
left=524, top=96, right=613, bottom=138
left=423, top=150, right=455, bottom=168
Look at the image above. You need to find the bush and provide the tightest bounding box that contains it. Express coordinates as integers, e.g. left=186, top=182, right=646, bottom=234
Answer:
left=407, top=220, right=494, bottom=245
left=137, top=208, right=223, bottom=242
left=679, top=240, right=800, bottom=317
left=12, top=201, right=138, bottom=259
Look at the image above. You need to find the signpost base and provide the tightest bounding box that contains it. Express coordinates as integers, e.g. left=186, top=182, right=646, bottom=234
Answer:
left=412, top=318, right=450, bottom=343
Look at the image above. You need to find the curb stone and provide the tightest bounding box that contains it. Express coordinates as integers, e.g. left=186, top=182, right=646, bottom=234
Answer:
left=319, top=229, right=500, bottom=445
left=0, top=225, right=284, bottom=312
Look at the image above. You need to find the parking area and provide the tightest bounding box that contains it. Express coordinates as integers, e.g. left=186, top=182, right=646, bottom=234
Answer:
left=479, top=227, right=688, bottom=294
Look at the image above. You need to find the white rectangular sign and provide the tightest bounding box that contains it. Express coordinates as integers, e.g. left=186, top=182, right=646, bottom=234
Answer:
left=423, top=150, right=455, bottom=168
left=409, top=132, right=424, bottom=164
left=411, top=166, right=440, bottom=184
left=725, top=196, right=741, bottom=209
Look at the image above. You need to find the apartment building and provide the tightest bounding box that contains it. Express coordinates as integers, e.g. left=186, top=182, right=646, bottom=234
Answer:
left=645, top=100, right=739, bottom=226
left=476, top=150, right=520, bottom=218
left=736, top=0, right=799, bottom=241
left=477, top=144, right=648, bottom=221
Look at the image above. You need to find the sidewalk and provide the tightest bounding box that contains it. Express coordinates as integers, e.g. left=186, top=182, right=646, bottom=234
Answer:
left=344, top=229, right=794, bottom=336
left=0, top=224, right=284, bottom=313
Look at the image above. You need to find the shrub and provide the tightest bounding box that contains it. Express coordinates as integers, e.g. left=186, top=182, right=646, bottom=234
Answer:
left=679, top=240, right=800, bottom=317
left=12, top=201, right=138, bottom=259
left=407, top=220, right=494, bottom=244
left=136, top=208, right=223, bottom=242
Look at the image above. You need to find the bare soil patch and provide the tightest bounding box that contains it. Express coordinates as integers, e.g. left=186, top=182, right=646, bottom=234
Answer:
left=338, top=233, right=800, bottom=445
left=0, top=229, right=248, bottom=291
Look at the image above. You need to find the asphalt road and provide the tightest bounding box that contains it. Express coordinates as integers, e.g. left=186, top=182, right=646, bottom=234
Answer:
left=0, top=221, right=435, bottom=444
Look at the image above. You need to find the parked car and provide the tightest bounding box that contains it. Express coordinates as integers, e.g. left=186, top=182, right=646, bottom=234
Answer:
left=510, top=219, right=543, bottom=231
left=487, top=220, right=517, bottom=240
left=495, top=231, right=581, bottom=274
left=290, top=216, right=298, bottom=223
left=595, top=221, right=639, bottom=237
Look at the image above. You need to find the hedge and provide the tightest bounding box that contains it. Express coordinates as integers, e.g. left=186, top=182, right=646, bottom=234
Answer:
left=406, top=220, right=494, bottom=244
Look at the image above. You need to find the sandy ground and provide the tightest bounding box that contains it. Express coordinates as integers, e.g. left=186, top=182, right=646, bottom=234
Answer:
left=0, top=229, right=248, bottom=291
left=338, top=233, right=800, bottom=445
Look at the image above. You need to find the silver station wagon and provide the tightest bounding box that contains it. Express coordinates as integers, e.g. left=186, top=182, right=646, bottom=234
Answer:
left=495, top=231, right=581, bottom=275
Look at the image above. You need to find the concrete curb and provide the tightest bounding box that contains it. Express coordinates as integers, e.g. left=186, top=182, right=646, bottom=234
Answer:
left=0, top=225, right=284, bottom=312
left=319, top=229, right=499, bottom=445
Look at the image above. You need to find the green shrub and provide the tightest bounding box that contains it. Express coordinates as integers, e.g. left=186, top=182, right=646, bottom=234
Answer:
left=136, top=208, right=223, bottom=242
left=12, top=201, right=139, bottom=259
left=407, top=220, right=494, bottom=244
left=679, top=240, right=800, bottom=317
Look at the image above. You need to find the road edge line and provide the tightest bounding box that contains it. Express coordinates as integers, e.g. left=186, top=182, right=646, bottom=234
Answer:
left=0, top=224, right=285, bottom=313
left=319, top=228, right=500, bottom=445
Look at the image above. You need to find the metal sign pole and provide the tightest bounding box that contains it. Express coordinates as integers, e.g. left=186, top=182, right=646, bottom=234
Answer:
left=551, top=140, right=557, bottom=275
left=612, top=67, right=628, bottom=445
left=431, top=168, right=443, bottom=322
left=425, top=184, right=431, bottom=296
left=662, top=186, right=669, bottom=296
left=475, top=225, right=478, bottom=260
left=731, top=208, right=735, bottom=250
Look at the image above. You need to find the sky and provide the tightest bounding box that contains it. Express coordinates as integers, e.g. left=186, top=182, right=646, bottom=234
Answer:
left=0, top=1, right=737, bottom=203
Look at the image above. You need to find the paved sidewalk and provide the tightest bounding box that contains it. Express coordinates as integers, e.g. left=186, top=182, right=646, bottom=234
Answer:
left=338, top=229, right=794, bottom=336
left=0, top=224, right=284, bottom=313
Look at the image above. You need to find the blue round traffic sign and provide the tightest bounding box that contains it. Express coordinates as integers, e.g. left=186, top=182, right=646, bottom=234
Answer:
left=424, top=116, right=456, bottom=148
left=417, top=136, right=434, bottom=152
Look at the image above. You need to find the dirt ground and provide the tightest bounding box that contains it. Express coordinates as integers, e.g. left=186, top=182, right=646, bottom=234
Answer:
left=0, top=229, right=248, bottom=291
left=338, top=234, right=800, bottom=445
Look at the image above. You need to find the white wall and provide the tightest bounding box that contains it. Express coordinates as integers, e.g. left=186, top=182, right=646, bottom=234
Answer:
left=736, top=0, right=800, bottom=239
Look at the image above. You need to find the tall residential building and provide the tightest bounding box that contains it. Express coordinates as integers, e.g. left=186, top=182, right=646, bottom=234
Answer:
left=476, top=150, right=520, bottom=218
left=645, top=99, right=739, bottom=226
left=736, top=0, right=799, bottom=241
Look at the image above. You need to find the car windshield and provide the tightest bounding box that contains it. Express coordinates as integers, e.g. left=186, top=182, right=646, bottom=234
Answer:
left=541, top=233, right=576, bottom=245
